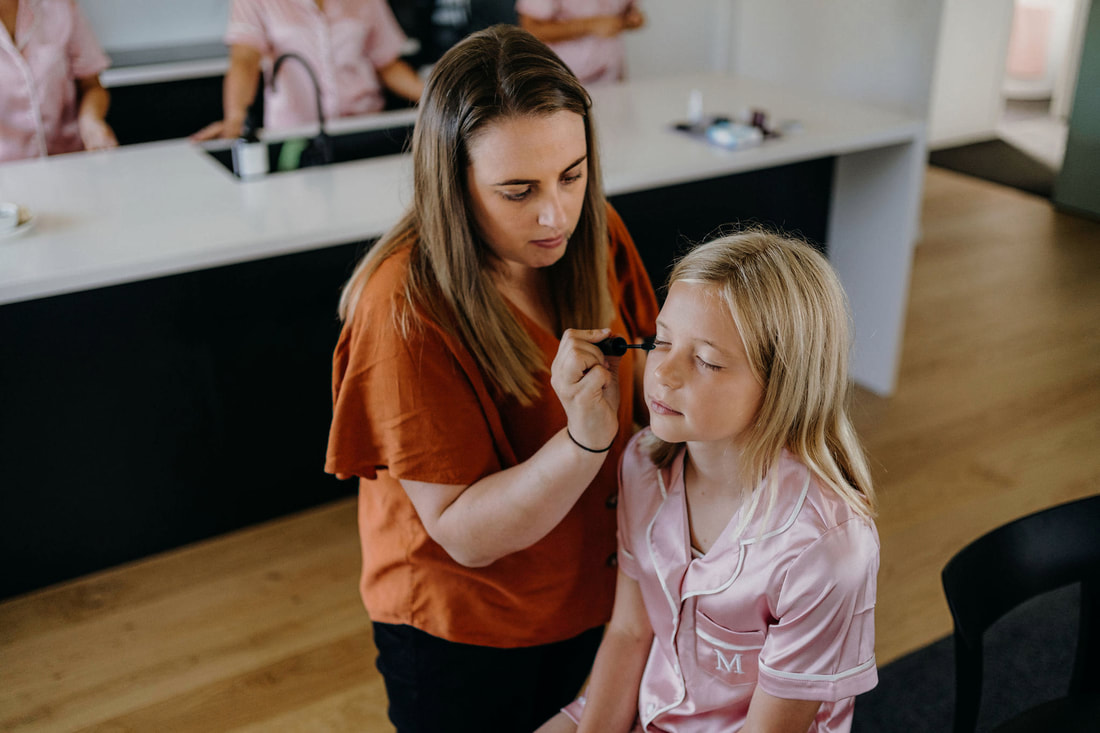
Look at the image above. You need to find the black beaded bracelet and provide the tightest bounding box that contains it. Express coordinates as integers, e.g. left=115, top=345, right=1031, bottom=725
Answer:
left=566, top=428, right=616, bottom=453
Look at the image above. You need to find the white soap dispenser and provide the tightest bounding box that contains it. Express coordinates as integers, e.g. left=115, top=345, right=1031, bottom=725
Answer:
left=231, top=120, right=269, bottom=180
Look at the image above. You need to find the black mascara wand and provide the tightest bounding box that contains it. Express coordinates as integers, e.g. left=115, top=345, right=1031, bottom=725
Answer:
left=596, top=336, right=656, bottom=357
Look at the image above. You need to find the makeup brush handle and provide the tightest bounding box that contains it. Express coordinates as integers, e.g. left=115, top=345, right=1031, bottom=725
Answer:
left=596, top=336, right=629, bottom=356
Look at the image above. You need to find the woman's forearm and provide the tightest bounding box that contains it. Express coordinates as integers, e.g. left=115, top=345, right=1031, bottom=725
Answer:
left=401, top=427, right=611, bottom=567
left=402, top=328, right=622, bottom=567
left=400, top=327, right=623, bottom=567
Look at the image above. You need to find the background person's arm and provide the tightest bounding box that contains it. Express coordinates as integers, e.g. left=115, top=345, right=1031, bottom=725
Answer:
left=377, top=58, right=424, bottom=104
left=191, top=44, right=262, bottom=141
left=75, top=76, right=117, bottom=150
left=518, top=12, right=626, bottom=43
left=519, top=3, right=645, bottom=43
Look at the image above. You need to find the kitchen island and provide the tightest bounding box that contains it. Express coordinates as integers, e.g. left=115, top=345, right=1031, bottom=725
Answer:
left=0, top=73, right=924, bottom=597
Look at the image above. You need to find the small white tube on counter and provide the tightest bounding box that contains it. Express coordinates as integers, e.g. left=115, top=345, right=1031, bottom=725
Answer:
left=688, top=89, right=704, bottom=126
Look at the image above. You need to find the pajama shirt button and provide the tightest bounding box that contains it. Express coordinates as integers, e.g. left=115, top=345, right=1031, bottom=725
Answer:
left=605, top=494, right=618, bottom=508
left=606, top=553, right=618, bottom=568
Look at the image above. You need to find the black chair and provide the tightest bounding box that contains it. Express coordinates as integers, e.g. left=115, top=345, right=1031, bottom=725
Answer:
left=941, top=494, right=1100, bottom=732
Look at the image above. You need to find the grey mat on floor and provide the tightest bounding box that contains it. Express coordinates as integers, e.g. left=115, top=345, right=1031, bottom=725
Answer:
left=929, top=138, right=1056, bottom=198
left=852, top=584, right=1080, bottom=733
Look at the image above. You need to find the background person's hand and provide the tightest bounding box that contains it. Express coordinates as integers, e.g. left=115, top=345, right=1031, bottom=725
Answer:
left=623, top=6, right=645, bottom=31
left=190, top=118, right=245, bottom=142
left=77, top=115, right=118, bottom=151
left=551, top=328, right=622, bottom=451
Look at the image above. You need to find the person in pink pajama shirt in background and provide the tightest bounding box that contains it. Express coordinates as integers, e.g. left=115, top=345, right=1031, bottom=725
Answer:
left=193, top=0, right=424, bottom=141
left=1, top=0, right=117, bottom=163
left=516, top=0, right=644, bottom=85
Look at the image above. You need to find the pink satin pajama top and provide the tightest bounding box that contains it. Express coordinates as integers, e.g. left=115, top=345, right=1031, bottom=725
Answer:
left=1, top=0, right=110, bottom=162
left=570, top=432, right=880, bottom=732
left=515, top=0, right=633, bottom=84
left=225, top=0, right=407, bottom=131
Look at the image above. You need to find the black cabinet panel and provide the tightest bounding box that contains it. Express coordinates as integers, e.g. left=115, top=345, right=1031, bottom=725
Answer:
left=611, top=157, right=834, bottom=296
left=107, top=76, right=225, bottom=145
left=0, top=241, right=371, bottom=599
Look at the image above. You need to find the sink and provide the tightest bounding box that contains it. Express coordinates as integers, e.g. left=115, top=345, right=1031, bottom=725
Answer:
left=204, top=123, right=414, bottom=178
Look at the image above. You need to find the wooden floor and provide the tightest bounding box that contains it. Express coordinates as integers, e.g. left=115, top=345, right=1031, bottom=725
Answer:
left=2, top=167, right=1098, bottom=732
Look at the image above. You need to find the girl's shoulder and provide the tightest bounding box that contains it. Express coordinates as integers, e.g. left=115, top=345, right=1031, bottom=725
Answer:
left=781, top=457, right=880, bottom=605
left=621, top=429, right=653, bottom=484
left=792, top=460, right=880, bottom=576
left=753, top=452, right=878, bottom=547
left=621, top=428, right=661, bottom=472
left=799, top=457, right=877, bottom=533
left=746, top=456, right=879, bottom=602
left=620, top=429, right=682, bottom=504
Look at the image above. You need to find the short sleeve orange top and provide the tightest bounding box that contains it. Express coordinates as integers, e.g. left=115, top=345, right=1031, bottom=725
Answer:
left=325, top=206, right=659, bottom=647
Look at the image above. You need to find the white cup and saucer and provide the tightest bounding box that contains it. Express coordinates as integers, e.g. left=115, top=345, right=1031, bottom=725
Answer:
left=0, top=202, right=35, bottom=239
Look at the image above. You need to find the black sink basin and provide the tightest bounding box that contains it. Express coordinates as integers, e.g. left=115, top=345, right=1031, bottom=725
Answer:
left=206, top=123, right=414, bottom=178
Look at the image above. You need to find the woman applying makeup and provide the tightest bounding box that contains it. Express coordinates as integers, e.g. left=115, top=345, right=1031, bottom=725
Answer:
left=324, top=24, right=658, bottom=733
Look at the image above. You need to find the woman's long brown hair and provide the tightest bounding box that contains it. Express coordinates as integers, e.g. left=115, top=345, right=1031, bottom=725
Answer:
left=338, top=25, right=612, bottom=405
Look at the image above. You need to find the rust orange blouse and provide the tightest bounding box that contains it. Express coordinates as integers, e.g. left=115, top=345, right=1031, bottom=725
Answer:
left=325, top=206, right=658, bottom=647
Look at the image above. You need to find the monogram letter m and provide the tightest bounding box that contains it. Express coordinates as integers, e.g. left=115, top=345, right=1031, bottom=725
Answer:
left=715, top=650, right=743, bottom=674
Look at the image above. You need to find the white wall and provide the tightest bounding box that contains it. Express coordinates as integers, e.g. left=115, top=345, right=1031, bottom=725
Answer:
left=623, top=1, right=732, bottom=79
left=725, top=0, right=945, bottom=118
left=81, top=0, right=228, bottom=51
left=927, top=0, right=1016, bottom=147
left=623, top=0, right=945, bottom=123
left=80, top=0, right=720, bottom=69
left=927, top=0, right=1090, bottom=147
left=80, top=0, right=947, bottom=126
left=83, top=0, right=724, bottom=66
left=1051, top=0, right=1091, bottom=119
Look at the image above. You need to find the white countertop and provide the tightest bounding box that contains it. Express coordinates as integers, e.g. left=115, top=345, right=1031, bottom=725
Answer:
left=594, top=76, right=920, bottom=195
left=0, top=73, right=922, bottom=308
left=99, top=41, right=231, bottom=87
left=102, top=57, right=230, bottom=87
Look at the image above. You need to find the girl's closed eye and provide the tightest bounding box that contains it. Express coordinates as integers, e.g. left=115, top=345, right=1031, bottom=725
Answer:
left=650, top=333, right=721, bottom=370
left=696, top=355, right=722, bottom=371
left=562, top=170, right=583, bottom=185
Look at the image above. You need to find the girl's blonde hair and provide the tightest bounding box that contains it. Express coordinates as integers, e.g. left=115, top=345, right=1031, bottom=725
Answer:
left=643, top=230, right=877, bottom=521
left=337, top=25, right=612, bottom=405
